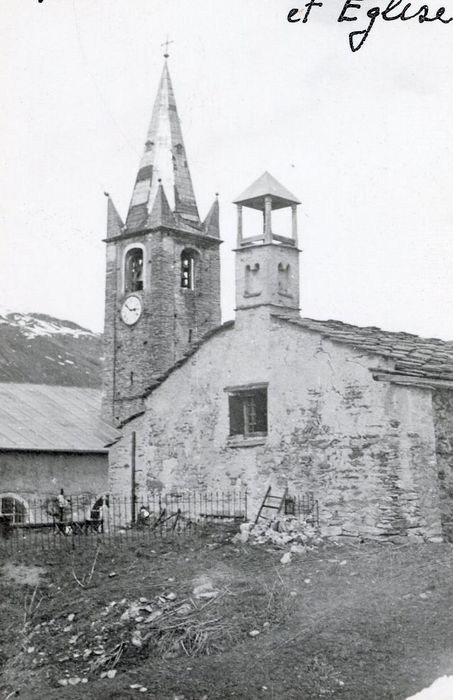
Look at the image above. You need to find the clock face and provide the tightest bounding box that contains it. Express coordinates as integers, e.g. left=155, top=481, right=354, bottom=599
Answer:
left=121, top=295, right=142, bottom=325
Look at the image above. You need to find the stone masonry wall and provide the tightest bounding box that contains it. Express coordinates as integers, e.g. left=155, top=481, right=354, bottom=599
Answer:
left=109, top=308, right=441, bottom=540
left=102, top=228, right=220, bottom=425
left=433, top=390, right=453, bottom=537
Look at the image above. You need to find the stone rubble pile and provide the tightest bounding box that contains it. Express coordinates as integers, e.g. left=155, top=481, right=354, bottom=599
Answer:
left=234, top=515, right=323, bottom=550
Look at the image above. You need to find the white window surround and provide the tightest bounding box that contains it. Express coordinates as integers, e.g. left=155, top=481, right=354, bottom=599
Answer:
left=121, top=242, right=147, bottom=295
left=0, top=492, right=29, bottom=522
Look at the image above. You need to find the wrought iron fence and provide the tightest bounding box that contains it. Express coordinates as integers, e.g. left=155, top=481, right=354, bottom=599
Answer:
left=0, top=491, right=248, bottom=554
left=284, top=492, right=319, bottom=526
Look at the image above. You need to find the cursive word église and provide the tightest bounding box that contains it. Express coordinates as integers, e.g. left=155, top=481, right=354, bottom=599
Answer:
left=287, top=0, right=452, bottom=52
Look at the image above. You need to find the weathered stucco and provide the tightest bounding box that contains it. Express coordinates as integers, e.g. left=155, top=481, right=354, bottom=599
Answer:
left=0, top=451, right=108, bottom=504
left=109, top=307, right=442, bottom=540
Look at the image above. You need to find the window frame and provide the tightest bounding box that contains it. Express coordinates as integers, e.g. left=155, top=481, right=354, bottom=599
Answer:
left=123, top=244, right=145, bottom=295
left=225, top=383, right=268, bottom=441
left=0, top=493, right=28, bottom=524
left=180, top=249, right=197, bottom=291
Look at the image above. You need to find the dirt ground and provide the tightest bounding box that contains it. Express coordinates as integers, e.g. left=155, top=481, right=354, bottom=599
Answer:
left=1, top=527, right=453, bottom=700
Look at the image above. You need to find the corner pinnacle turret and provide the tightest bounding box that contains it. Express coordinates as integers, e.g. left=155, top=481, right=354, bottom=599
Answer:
left=125, top=61, right=200, bottom=232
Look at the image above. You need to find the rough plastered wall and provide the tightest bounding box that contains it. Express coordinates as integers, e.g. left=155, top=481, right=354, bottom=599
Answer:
left=432, top=390, right=453, bottom=538
left=109, top=308, right=441, bottom=540
left=0, top=451, right=108, bottom=503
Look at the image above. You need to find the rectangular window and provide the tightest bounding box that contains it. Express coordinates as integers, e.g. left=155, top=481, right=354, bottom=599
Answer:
left=228, top=386, right=267, bottom=437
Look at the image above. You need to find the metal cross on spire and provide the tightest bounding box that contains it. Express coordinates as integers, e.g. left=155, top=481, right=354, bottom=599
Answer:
left=161, top=35, right=174, bottom=59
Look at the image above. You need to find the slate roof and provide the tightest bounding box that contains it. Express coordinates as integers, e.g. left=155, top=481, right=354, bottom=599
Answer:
left=233, top=172, right=301, bottom=210
left=119, top=315, right=453, bottom=429
left=0, top=384, right=119, bottom=452
left=275, top=316, right=453, bottom=383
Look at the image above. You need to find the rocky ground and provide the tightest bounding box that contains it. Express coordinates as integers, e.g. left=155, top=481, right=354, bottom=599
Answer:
left=1, top=524, right=453, bottom=699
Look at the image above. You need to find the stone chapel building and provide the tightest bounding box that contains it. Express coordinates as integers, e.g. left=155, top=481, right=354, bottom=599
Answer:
left=104, top=59, right=453, bottom=540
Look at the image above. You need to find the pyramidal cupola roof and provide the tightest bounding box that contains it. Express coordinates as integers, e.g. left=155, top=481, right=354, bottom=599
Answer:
left=233, top=171, right=301, bottom=211
left=126, top=61, right=200, bottom=232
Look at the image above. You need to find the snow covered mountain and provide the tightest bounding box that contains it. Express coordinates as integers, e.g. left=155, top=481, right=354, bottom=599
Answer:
left=0, top=309, right=102, bottom=387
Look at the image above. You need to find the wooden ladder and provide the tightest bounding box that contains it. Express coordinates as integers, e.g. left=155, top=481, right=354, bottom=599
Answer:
left=254, top=486, right=288, bottom=525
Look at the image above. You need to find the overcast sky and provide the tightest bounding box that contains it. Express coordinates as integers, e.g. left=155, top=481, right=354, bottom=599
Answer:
left=1, top=0, right=452, bottom=338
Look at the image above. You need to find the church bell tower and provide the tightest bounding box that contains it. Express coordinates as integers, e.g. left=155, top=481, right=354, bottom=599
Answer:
left=233, top=171, right=301, bottom=317
left=102, top=59, right=221, bottom=425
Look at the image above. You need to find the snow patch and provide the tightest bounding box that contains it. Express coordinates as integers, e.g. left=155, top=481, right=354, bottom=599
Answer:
left=0, top=311, right=96, bottom=339
left=405, top=676, right=453, bottom=700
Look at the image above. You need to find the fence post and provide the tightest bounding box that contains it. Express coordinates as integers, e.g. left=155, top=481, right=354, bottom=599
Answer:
left=131, top=431, right=137, bottom=524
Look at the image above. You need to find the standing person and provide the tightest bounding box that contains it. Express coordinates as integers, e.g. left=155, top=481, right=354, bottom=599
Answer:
left=57, top=489, right=70, bottom=532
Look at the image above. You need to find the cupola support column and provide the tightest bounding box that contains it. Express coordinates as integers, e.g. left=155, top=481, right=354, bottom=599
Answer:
left=264, top=195, right=272, bottom=243
left=236, top=204, right=243, bottom=246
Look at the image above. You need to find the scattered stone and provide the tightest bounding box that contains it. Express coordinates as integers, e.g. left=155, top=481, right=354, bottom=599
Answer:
left=197, top=590, right=218, bottom=599
left=290, top=543, right=306, bottom=553
left=58, top=679, right=68, bottom=686
left=109, top=572, right=117, bottom=578
left=132, top=633, right=143, bottom=647
left=165, top=592, right=177, bottom=601
left=240, top=522, right=253, bottom=543
left=121, top=604, right=141, bottom=622
left=176, top=603, right=192, bottom=616
left=280, top=552, right=292, bottom=565
left=145, top=610, right=163, bottom=623
left=249, top=630, right=260, bottom=637
left=68, top=677, right=81, bottom=686
left=106, top=669, right=117, bottom=679
left=339, top=560, right=347, bottom=566
left=193, top=580, right=217, bottom=598
left=419, top=592, right=429, bottom=600
left=27, top=646, right=35, bottom=653
left=67, top=613, right=75, bottom=622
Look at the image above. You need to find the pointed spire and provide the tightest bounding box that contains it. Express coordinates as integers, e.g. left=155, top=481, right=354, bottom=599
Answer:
left=126, top=62, right=200, bottom=232
left=106, top=194, right=124, bottom=238
left=203, top=194, right=220, bottom=238
left=148, top=180, right=176, bottom=229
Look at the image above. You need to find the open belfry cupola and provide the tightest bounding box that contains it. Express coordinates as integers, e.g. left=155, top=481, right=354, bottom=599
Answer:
left=233, top=171, right=301, bottom=316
